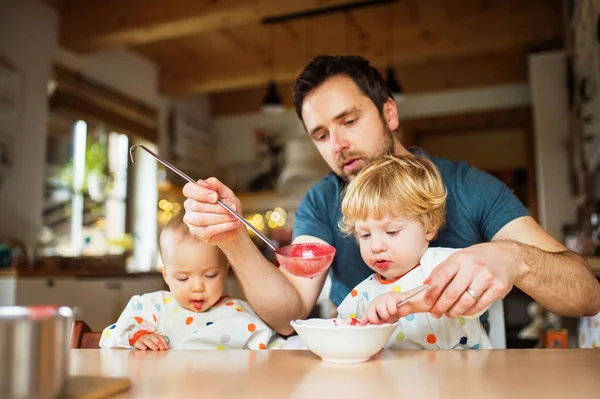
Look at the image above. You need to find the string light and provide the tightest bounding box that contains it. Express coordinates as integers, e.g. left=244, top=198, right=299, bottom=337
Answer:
left=244, top=207, right=290, bottom=235
left=158, top=199, right=169, bottom=210
left=158, top=210, right=174, bottom=224
left=158, top=199, right=183, bottom=216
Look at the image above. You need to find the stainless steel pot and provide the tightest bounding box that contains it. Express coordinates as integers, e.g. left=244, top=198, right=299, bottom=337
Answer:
left=0, top=306, right=74, bottom=399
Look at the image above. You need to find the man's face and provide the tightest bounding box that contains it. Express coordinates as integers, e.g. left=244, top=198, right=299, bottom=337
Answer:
left=301, top=76, right=399, bottom=181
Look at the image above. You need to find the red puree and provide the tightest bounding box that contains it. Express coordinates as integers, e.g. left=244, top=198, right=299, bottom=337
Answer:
left=285, top=243, right=332, bottom=258
left=333, top=318, right=362, bottom=326
left=275, top=243, right=336, bottom=278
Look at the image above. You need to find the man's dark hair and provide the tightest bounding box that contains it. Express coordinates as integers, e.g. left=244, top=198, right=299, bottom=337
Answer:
left=292, top=55, right=392, bottom=123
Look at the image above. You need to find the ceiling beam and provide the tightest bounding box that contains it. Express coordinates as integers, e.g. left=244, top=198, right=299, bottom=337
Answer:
left=160, top=4, right=561, bottom=95
left=50, top=91, right=157, bottom=143
left=209, top=51, right=529, bottom=117
left=59, top=0, right=360, bottom=53
left=53, top=64, right=158, bottom=129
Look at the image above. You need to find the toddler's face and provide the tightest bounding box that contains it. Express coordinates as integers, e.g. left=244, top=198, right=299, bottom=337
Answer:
left=354, top=213, right=435, bottom=280
left=160, top=240, right=228, bottom=313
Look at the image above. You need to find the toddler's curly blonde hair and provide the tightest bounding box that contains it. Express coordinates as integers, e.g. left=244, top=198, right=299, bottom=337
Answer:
left=339, top=154, right=447, bottom=236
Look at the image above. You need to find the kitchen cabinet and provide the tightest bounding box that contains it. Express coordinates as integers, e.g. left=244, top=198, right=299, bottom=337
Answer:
left=16, top=275, right=166, bottom=331
left=13, top=271, right=250, bottom=331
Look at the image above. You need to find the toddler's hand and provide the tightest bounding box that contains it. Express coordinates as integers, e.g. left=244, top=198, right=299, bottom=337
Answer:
left=134, top=333, right=169, bottom=351
left=360, top=292, right=404, bottom=325
left=360, top=286, right=431, bottom=326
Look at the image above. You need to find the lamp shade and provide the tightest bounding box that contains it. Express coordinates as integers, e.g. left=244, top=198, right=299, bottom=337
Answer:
left=386, top=67, right=404, bottom=102
left=261, top=81, right=285, bottom=114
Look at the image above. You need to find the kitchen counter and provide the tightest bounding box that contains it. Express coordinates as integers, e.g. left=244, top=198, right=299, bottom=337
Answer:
left=15, top=267, right=162, bottom=279
left=70, top=349, right=600, bottom=398
left=0, top=267, right=17, bottom=276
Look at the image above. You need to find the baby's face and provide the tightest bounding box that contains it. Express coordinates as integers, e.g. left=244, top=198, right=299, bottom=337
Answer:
left=354, top=213, right=435, bottom=280
left=160, top=239, right=228, bottom=313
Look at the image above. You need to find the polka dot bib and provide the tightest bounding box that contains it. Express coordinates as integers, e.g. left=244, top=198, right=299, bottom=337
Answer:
left=337, top=247, right=493, bottom=350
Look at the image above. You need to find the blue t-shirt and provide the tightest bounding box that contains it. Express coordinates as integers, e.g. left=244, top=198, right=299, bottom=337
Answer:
left=293, top=151, right=529, bottom=306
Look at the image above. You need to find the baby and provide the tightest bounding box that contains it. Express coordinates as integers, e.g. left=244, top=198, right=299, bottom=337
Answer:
left=100, top=213, right=278, bottom=350
left=337, top=154, right=492, bottom=349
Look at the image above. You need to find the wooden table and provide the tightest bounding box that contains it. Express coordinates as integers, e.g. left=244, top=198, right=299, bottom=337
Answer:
left=70, top=349, right=600, bottom=398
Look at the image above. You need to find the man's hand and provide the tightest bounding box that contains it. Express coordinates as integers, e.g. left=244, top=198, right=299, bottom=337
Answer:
left=424, top=241, right=518, bottom=319
left=182, top=177, right=243, bottom=247
left=359, top=286, right=431, bottom=325
left=134, top=333, right=169, bottom=351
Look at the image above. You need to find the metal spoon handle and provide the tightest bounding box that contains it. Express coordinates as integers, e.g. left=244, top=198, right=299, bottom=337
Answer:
left=397, top=284, right=430, bottom=308
left=129, top=144, right=277, bottom=251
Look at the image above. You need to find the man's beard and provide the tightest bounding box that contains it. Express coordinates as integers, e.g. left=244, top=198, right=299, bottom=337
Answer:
left=337, top=119, right=395, bottom=181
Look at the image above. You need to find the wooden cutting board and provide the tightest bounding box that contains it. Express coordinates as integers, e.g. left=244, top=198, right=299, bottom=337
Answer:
left=63, top=376, right=131, bottom=399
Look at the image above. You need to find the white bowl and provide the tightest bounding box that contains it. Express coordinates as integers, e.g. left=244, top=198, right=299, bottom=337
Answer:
left=290, top=318, right=398, bottom=364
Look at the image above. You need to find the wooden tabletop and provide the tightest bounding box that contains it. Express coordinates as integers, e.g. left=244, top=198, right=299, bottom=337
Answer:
left=70, top=349, right=600, bottom=398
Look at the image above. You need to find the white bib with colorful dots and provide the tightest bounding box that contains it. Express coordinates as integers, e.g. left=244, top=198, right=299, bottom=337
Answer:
left=100, top=291, right=279, bottom=350
left=337, top=247, right=493, bottom=350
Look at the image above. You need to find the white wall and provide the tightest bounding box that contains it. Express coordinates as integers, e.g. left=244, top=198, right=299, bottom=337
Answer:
left=0, top=0, right=58, bottom=244
left=529, top=51, right=576, bottom=240
left=170, top=95, right=210, bottom=120
left=397, top=84, right=530, bottom=119
left=55, top=48, right=162, bottom=108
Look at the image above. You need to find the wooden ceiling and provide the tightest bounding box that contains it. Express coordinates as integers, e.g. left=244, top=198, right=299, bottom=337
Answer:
left=50, top=0, right=563, bottom=110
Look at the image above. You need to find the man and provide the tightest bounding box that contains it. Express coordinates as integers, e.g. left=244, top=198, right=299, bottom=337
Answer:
left=183, top=55, right=600, bottom=335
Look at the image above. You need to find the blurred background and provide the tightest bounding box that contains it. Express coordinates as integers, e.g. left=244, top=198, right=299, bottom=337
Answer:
left=0, top=0, right=599, bottom=348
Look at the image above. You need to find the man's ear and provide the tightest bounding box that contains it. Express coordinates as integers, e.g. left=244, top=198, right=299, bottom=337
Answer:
left=382, top=97, right=400, bottom=132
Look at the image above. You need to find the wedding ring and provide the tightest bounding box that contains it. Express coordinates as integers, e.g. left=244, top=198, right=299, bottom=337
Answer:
left=466, top=288, right=479, bottom=301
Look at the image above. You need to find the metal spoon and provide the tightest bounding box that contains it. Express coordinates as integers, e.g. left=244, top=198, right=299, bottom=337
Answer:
left=129, top=145, right=277, bottom=251
left=396, top=284, right=430, bottom=308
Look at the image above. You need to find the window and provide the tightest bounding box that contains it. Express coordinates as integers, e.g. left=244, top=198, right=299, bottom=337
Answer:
left=43, top=117, right=131, bottom=258
left=44, top=64, right=160, bottom=270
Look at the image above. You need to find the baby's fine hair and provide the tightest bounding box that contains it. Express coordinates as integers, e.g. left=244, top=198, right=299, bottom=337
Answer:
left=159, top=213, right=227, bottom=266
left=339, top=154, right=447, bottom=236
left=160, top=213, right=196, bottom=248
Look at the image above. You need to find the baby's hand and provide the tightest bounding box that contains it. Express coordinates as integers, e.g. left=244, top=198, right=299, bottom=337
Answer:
left=360, top=292, right=404, bottom=325
left=134, top=333, right=169, bottom=351
left=360, top=286, right=431, bottom=326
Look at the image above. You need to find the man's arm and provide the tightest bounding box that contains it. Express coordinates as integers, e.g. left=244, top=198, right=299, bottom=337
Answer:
left=494, top=216, right=600, bottom=317
left=182, top=176, right=332, bottom=335
left=221, top=233, right=328, bottom=335
left=425, top=216, right=600, bottom=319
